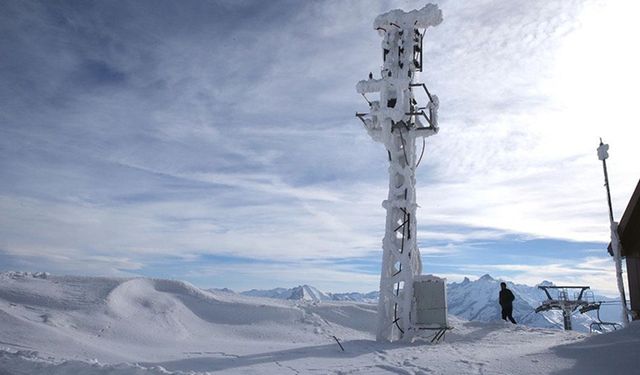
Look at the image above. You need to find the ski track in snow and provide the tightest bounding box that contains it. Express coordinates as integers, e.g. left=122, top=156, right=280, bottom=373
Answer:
left=1, top=272, right=639, bottom=374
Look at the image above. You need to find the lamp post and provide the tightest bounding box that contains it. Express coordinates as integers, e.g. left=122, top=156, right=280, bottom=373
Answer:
left=597, top=139, right=630, bottom=326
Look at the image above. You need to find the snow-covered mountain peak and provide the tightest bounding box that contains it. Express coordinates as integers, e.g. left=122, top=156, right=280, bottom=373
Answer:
left=288, top=285, right=329, bottom=302
left=478, top=274, right=496, bottom=282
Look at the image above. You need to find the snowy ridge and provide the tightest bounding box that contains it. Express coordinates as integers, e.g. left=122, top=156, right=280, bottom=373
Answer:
left=1, top=272, right=637, bottom=374
left=0, top=272, right=376, bottom=372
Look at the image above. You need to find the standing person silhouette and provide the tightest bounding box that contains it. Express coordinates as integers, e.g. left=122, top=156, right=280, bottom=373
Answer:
left=499, top=282, right=517, bottom=324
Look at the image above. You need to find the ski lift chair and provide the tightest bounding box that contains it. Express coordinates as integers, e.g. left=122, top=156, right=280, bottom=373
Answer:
left=581, top=303, right=624, bottom=334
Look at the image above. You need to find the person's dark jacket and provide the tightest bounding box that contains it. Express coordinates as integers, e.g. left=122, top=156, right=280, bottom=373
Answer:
left=499, top=289, right=515, bottom=307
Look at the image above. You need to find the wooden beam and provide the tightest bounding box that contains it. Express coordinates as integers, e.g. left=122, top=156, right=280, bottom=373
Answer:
left=619, top=179, right=640, bottom=257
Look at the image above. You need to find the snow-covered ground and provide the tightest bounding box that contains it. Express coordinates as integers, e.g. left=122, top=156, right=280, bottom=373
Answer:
left=1, top=272, right=638, bottom=374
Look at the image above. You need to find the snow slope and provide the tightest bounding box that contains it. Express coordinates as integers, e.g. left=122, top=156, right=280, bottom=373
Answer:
left=1, top=272, right=638, bottom=374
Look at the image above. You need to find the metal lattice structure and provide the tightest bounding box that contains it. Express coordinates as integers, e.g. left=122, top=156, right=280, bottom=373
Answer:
left=355, top=4, right=443, bottom=342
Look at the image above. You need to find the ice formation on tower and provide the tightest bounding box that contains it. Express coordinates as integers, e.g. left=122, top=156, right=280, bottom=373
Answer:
left=355, top=4, right=445, bottom=342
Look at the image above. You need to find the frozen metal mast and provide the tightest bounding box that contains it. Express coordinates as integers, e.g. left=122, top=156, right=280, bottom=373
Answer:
left=597, top=140, right=630, bottom=326
left=355, top=4, right=443, bottom=342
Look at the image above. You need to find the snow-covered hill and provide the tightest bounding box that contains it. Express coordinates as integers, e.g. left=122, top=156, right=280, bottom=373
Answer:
left=1, top=272, right=637, bottom=374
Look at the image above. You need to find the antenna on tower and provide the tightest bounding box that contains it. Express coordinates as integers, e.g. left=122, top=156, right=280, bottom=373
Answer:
left=355, top=4, right=449, bottom=342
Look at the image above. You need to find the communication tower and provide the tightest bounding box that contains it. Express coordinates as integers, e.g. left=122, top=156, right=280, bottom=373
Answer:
left=355, top=4, right=446, bottom=342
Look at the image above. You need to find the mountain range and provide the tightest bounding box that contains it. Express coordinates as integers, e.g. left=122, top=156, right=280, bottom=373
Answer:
left=232, top=274, right=623, bottom=333
left=239, top=284, right=379, bottom=303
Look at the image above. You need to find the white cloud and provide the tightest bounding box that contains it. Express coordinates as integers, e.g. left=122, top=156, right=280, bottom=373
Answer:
left=1, top=0, right=638, bottom=292
left=411, top=0, right=640, bottom=243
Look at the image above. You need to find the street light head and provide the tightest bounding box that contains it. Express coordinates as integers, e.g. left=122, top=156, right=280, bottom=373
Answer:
left=597, top=141, right=609, bottom=161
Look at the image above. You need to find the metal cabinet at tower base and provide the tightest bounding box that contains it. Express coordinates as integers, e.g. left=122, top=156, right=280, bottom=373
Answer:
left=413, top=275, right=448, bottom=328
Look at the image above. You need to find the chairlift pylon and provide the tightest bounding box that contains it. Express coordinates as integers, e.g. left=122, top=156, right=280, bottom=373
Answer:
left=535, top=285, right=601, bottom=331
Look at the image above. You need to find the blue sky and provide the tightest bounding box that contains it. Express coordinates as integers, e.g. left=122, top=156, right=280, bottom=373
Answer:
left=1, top=0, right=639, bottom=295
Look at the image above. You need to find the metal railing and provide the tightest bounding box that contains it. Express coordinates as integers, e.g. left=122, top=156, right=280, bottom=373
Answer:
left=355, top=82, right=437, bottom=132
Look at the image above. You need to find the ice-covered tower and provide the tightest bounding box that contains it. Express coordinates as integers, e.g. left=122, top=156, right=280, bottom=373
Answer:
left=355, top=4, right=443, bottom=342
